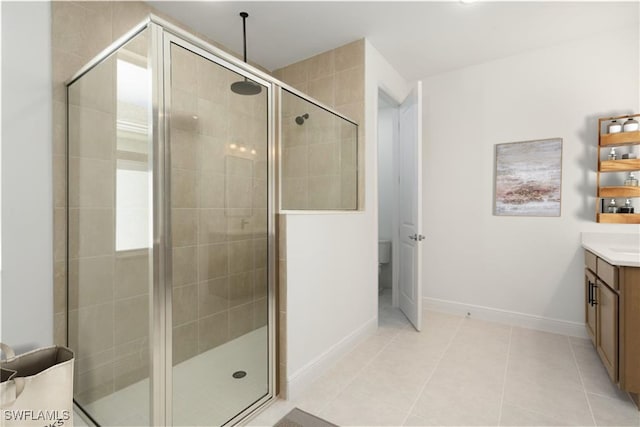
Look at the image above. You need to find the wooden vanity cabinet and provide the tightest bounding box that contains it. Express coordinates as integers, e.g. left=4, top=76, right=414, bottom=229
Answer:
left=596, top=279, right=618, bottom=382
left=584, top=268, right=597, bottom=343
left=584, top=250, right=640, bottom=410
left=619, top=267, right=640, bottom=397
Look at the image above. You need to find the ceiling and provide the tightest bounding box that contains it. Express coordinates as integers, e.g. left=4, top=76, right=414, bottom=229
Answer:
left=148, top=1, right=639, bottom=81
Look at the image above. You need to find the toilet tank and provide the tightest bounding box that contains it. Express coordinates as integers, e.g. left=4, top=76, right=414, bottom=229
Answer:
left=378, top=240, right=391, bottom=264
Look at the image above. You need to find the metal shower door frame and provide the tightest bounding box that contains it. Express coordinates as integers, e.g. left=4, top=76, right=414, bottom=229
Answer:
left=154, top=21, right=277, bottom=427
left=66, top=19, right=154, bottom=427
left=66, top=15, right=277, bottom=426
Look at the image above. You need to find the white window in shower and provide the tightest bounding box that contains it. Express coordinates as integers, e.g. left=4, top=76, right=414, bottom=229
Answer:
left=115, top=56, right=151, bottom=251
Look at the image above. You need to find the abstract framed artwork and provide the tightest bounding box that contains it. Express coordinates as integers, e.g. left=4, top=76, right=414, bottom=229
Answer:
left=494, top=138, right=562, bottom=217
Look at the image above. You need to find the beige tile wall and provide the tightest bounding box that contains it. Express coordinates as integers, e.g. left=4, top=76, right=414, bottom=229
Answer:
left=280, top=91, right=358, bottom=209
left=52, top=3, right=159, bottom=390
left=53, top=1, right=366, bottom=407
left=52, top=0, right=262, bottom=340
left=273, top=39, right=366, bottom=394
left=274, top=39, right=365, bottom=210
left=66, top=30, right=152, bottom=405
left=277, top=214, right=287, bottom=397
left=53, top=1, right=271, bottom=406
left=168, top=43, right=269, bottom=365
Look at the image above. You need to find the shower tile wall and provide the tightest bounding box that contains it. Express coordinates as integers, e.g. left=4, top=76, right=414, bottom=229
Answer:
left=52, top=1, right=163, bottom=405
left=67, top=33, right=153, bottom=406
left=280, top=93, right=358, bottom=210
left=52, top=2, right=164, bottom=404
left=169, top=44, right=269, bottom=365
left=52, top=1, right=268, bottom=407
left=274, top=40, right=365, bottom=210
left=277, top=214, right=288, bottom=397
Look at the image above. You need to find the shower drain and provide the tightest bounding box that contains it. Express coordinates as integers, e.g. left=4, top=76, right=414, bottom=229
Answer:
left=232, top=370, right=247, bottom=379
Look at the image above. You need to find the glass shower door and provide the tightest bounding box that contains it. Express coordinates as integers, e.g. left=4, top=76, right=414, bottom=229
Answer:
left=167, top=41, right=270, bottom=426
left=67, top=29, right=153, bottom=426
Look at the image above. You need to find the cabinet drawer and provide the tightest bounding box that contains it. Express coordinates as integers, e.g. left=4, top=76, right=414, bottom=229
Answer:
left=597, top=258, right=619, bottom=290
left=585, top=250, right=597, bottom=273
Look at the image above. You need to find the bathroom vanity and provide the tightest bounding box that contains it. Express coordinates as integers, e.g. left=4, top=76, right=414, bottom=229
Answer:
left=582, top=233, right=640, bottom=410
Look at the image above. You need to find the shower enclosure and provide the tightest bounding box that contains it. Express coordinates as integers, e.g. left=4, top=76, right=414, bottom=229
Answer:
left=66, top=13, right=359, bottom=426
left=66, top=17, right=274, bottom=426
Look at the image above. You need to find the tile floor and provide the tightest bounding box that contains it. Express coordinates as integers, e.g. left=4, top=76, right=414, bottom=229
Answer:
left=248, top=290, right=640, bottom=427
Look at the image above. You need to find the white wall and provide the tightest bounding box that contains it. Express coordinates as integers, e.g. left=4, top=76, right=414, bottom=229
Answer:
left=422, top=25, right=640, bottom=334
left=284, top=40, right=410, bottom=397
left=1, top=1, right=54, bottom=351
left=285, top=212, right=378, bottom=395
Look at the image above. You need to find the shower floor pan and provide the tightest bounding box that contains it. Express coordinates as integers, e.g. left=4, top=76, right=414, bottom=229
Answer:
left=80, top=327, right=268, bottom=426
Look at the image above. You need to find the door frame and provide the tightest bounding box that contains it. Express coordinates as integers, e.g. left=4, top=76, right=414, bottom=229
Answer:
left=377, top=89, right=401, bottom=307
left=376, top=83, right=423, bottom=329
left=397, top=82, right=423, bottom=330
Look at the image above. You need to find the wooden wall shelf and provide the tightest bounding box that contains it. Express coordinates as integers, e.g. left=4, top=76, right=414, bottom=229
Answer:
left=600, top=130, right=640, bottom=147
left=599, top=187, right=640, bottom=198
left=600, top=159, right=640, bottom=172
left=597, top=213, right=640, bottom=224
left=597, top=113, right=640, bottom=224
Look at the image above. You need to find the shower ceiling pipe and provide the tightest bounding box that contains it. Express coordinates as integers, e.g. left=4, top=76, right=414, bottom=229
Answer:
left=230, top=11, right=262, bottom=96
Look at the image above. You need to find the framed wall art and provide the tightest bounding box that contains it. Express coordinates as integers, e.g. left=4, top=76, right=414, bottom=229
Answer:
left=494, top=138, right=562, bottom=217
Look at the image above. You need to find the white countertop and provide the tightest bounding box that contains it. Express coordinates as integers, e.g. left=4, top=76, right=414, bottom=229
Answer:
left=582, top=232, right=640, bottom=267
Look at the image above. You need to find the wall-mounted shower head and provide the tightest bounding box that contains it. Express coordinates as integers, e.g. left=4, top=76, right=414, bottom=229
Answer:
left=295, top=113, right=309, bottom=125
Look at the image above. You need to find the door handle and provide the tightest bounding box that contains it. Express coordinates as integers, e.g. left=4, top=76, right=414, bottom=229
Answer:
left=588, top=281, right=593, bottom=305
left=409, top=234, right=425, bottom=241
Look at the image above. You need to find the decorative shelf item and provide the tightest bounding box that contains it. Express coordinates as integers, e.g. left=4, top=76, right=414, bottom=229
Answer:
left=597, top=113, right=640, bottom=224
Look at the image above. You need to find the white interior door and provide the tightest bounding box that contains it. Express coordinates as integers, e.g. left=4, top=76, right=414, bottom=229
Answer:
left=398, top=82, right=423, bottom=331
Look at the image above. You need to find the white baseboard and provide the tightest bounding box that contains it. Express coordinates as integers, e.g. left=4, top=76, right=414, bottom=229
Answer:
left=424, top=297, right=588, bottom=339
left=285, top=316, right=378, bottom=400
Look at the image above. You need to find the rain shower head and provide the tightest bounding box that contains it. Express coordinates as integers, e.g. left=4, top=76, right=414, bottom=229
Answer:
left=230, top=12, right=262, bottom=96
left=295, top=113, right=309, bottom=125
left=231, top=79, right=262, bottom=95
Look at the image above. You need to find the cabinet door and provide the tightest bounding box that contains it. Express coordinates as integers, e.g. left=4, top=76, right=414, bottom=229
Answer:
left=585, top=269, right=597, bottom=345
left=597, top=280, right=619, bottom=382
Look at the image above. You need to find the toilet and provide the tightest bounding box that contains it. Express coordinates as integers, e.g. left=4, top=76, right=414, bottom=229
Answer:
left=378, top=240, right=391, bottom=274
left=378, top=240, right=391, bottom=293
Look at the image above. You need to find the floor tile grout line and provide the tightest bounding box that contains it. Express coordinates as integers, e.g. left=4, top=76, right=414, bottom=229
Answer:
left=312, top=310, right=407, bottom=417
left=496, top=325, right=513, bottom=426
left=400, top=314, right=466, bottom=426
left=293, top=294, right=404, bottom=418
left=588, top=389, right=635, bottom=404
left=502, top=401, right=565, bottom=425
left=568, top=336, right=598, bottom=426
